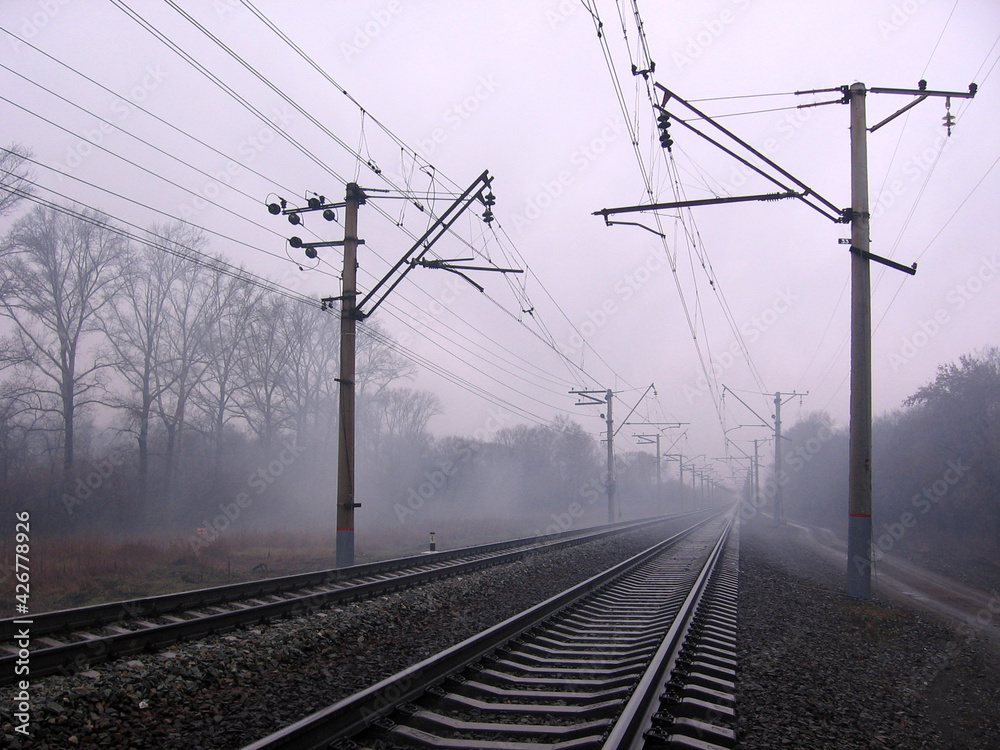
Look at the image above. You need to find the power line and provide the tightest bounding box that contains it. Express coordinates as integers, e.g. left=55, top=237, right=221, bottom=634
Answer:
left=0, top=107, right=303, bottom=266
left=4, top=185, right=318, bottom=307
left=0, top=26, right=303, bottom=201
left=237, top=1, right=617, bottom=393
left=6, top=4, right=633, bottom=427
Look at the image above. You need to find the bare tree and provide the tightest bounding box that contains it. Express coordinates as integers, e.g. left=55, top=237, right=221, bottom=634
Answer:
left=191, top=275, right=264, bottom=472
left=278, top=304, right=338, bottom=447
left=368, top=387, right=442, bottom=443
left=0, top=205, right=131, bottom=481
left=234, top=297, right=291, bottom=449
left=148, top=226, right=219, bottom=496
left=102, top=238, right=189, bottom=502
left=0, top=143, right=34, bottom=218
left=356, top=321, right=416, bottom=398
left=0, top=378, right=45, bottom=482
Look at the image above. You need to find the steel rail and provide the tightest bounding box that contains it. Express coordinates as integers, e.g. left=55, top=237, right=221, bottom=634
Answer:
left=239, top=509, right=731, bottom=750
left=601, top=513, right=734, bottom=748
left=0, top=511, right=714, bottom=684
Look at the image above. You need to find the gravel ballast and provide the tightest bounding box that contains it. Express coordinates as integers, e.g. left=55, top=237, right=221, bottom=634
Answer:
left=2, top=519, right=697, bottom=749
left=738, top=514, right=1000, bottom=749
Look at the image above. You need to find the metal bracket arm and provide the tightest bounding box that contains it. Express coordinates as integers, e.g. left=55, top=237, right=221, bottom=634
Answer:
left=594, top=191, right=802, bottom=219
left=849, top=245, right=917, bottom=276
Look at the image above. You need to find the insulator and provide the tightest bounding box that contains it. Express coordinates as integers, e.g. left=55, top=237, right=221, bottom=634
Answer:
left=307, top=196, right=321, bottom=210
left=267, top=202, right=282, bottom=215
left=289, top=236, right=303, bottom=248
left=305, top=247, right=317, bottom=259
left=482, top=209, right=494, bottom=224
left=656, top=110, right=673, bottom=151
left=288, top=213, right=301, bottom=225
left=323, top=208, right=336, bottom=221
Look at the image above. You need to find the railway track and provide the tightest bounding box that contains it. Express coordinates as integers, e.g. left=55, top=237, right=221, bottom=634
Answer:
left=241, top=509, right=738, bottom=750
left=0, top=512, right=715, bottom=685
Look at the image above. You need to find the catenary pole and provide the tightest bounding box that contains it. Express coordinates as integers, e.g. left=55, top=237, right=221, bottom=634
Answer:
left=594, top=79, right=974, bottom=598
left=773, top=392, right=784, bottom=524
left=847, top=83, right=873, bottom=598
left=336, top=183, right=365, bottom=568
left=270, top=172, right=507, bottom=569
left=605, top=389, right=615, bottom=523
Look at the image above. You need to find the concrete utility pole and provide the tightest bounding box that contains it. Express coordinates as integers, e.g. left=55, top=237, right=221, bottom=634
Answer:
left=336, top=183, right=365, bottom=568
left=571, top=389, right=616, bottom=523
left=753, top=439, right=761, bottom=510
left=840, top=81, right=975, bottom=597
left=846, top=83, right=873, bottom=598
left=773, top=392, right=784, bottom=523
left=605, top=389, right=614, bottom=523
left=634, top=422, right=686, bottom=507
left=269, top=170, right=512, bottom=569
left=663, top=453, right=684, bottom=502
left=593, top=80, right=975, bottom=598
left=772, top=390, right=807, bottom=525
left=642, top=433, right=662, bottom=502
left=655, top=434, right=660, bottom=500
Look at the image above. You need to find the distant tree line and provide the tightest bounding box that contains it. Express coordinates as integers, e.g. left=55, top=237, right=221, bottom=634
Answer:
left=0, top=146, right=635, bottom=542
left=768, top=347, right=1000, bottom=560
left=0, top=144, right=738, bottom=545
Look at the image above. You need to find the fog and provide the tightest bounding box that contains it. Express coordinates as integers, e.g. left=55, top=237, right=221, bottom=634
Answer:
left=1, top=2, right=998, bottom=569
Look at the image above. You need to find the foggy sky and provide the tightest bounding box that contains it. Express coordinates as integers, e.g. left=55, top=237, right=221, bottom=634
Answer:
left=2, top=0, right=998, bottom=487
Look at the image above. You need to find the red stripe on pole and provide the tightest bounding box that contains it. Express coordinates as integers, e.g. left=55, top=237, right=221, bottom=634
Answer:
left=337, top=528, right=354, bottom=532
left=849, top=513, right=871, bottom=518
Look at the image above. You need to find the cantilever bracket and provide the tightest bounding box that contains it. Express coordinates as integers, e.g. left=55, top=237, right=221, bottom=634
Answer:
left=408, top=258, right=523, bottom=294
left=849, top=246, right=917, bottom=276
left=602, top=219, right=666, bottom=238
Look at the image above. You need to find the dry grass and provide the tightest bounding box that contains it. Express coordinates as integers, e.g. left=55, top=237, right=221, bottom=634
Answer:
left=0, top=515, right=558, bottom=616
left=0, top=529, right=340, bottom=616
